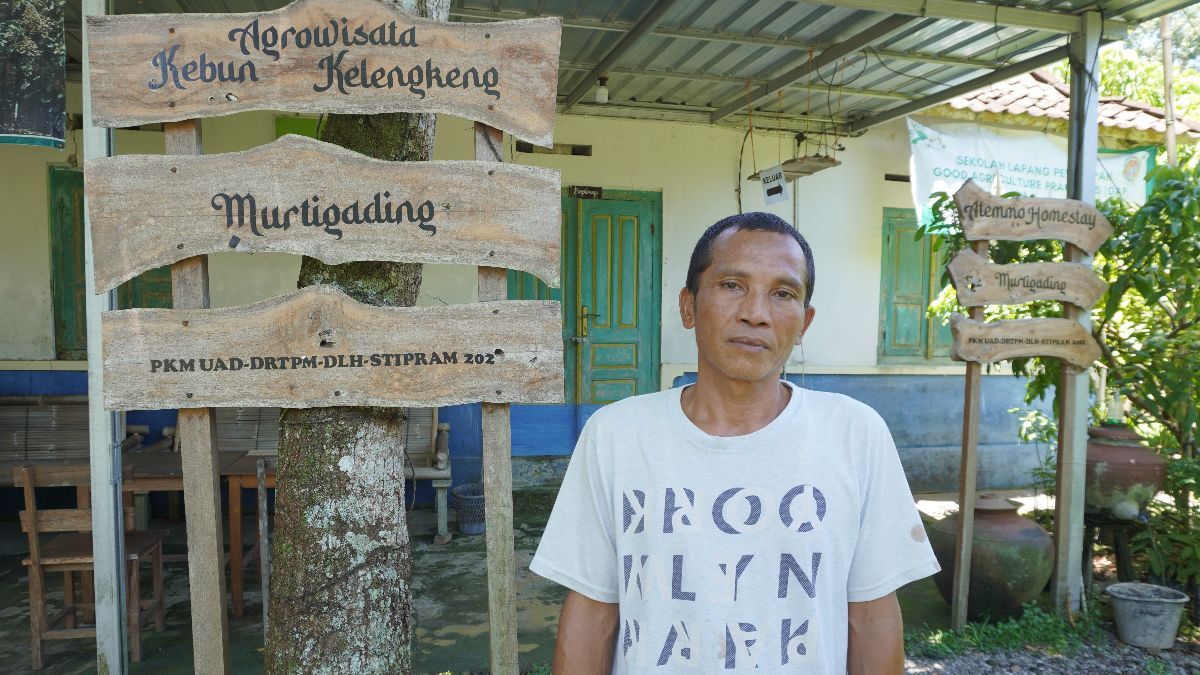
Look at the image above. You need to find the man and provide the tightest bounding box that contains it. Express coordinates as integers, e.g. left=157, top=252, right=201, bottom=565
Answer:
left=530, top=212, right=939, bottom=673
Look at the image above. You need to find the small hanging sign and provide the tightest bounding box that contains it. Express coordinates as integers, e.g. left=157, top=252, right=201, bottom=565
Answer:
left=760, top=164, right=790, bottom=206
left=567, top=185, right=603, bottom=199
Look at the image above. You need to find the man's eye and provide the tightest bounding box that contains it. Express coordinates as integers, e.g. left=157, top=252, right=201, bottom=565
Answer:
left=722, top=281, right=740, bottom=290
left=775, top=289, right=796, bottom=299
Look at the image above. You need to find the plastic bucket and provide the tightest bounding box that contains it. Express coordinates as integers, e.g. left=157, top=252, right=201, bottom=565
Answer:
left=1107, top=582, right=1189, bottom=650
left=451, top=483, right=486, bottom=536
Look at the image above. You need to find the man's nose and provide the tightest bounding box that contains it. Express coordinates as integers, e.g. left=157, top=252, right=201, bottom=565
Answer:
left=737, top=289, right=771, bottom=325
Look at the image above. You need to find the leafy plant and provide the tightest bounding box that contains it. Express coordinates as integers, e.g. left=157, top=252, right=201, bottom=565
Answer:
left=1011, top=406, right=1059, bottom=499
left=904, top=603, right=1100, bottom=658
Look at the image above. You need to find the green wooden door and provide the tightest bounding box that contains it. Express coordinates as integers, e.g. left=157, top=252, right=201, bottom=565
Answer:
left=577, top=198, right=657, bottom=404
left=879, top=208, right=952, bottom=361
left=509, top=193, right=660, bottom=404
left=48, top=166, right=86, bottom=359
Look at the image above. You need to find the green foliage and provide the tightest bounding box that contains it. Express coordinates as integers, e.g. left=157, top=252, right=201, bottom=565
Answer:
left=904, top=604, right=1101, bottom=659
left=1131, top=455, right=1200, bottom=584
left=1010, top=407, right=1058, bottom=498
left=1122, top=9, right=1200, bottom=79
left=1050, top=47, right=1200, bottom=119
left=0, top=0, right=67, bottom=136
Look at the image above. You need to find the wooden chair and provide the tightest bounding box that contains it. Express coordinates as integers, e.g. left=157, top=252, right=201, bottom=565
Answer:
left=14, top=465, right=167, bottom=670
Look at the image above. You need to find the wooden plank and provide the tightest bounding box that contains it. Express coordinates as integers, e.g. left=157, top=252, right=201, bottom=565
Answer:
left=257, top=459, right=271, bottom=638
left=86, top=0, right=561, bottom=146
left=165, top=119, right=231, bottom=675
left=85, top=134, right=561, bottom=292
left=949, top=314, right=1101, bottom=370
left=951, top=240, right=987, bottom=632
left=948, top=248, right=1106, bottom=309
left=476, top=122, right=519, bottom=675
left=102, top=285, right=564, bottom=410
left=954, top=179, right=1113, bottom=255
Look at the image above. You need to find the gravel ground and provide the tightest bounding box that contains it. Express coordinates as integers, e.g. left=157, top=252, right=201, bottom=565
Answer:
left=906, top=629, right=1200, bottom=674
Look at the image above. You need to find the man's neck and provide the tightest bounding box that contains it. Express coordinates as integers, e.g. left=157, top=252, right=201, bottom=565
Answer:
left=680, top=372, right=791, bottom=437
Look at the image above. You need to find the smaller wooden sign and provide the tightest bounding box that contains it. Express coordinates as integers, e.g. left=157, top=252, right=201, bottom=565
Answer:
left=567, top=185, right=603, bottom=199
left=954, top=180, right=1113, bottom=255
left=102, top=285, right=564, bottom=410
left=949, top=314, right=1101, bottom=370
left=948, top=249, right=1107, bottom=309
left=86, top=0, right=560, bottom=146
left=86, top=134, right=561, bottom=292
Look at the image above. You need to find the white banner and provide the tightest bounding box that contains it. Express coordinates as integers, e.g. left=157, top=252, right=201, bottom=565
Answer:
left=908, top=117, right=1156, bottom=220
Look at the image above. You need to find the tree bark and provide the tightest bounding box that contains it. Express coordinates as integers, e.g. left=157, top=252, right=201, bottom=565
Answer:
left=264, top=2, right=449, bottom=672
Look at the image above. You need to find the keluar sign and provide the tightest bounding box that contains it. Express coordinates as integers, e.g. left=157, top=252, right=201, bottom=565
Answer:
left=86, top=0, right=561, bottom=146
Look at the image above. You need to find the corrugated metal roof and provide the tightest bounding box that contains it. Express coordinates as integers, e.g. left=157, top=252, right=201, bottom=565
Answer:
left=62, top=0, right=1199, bottom=136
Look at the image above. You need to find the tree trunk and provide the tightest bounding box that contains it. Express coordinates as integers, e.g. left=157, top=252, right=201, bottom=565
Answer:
left=264, top=2, right=449, bottom=671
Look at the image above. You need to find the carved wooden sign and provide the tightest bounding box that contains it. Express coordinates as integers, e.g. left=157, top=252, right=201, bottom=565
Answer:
left=86, top=134, right=561, bottom=292
left=948, top=249, right=1107, bottom=309
left=949, top=314, right=1101, bottom=370
left=86, top=0, right=560, bottom=146
left=954, top=180, right=1114, bottom=255
left=101, top=285, right=564, bottom=410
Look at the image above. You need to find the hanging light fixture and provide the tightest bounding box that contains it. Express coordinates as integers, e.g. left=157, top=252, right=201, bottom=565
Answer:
left=595, top=76, right=609, bottom=105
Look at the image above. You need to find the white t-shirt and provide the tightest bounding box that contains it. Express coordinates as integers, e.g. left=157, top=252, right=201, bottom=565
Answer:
left=530, top=381, right=939, bottom=674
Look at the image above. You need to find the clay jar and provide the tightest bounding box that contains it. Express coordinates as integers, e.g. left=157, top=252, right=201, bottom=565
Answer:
left=927, top=494, right=1054, bottom=622
left=1086, top=425, right=1165, bottom=520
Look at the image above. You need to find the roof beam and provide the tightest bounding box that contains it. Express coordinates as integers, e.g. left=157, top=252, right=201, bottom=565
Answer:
left=448, top=8, right=1000, bottom=70
left=846, top=44, right=1071, bottom=132
left=560, top=0, right=687, bottom=112
left=559, top=61, right=918, bottom=101
left=710, top=15, right=913, bottom=123
left=796, top=0, right=1127, bottom=40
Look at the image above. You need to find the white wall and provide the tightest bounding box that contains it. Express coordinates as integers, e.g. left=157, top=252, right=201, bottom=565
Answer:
left=1, top=93, right=923, bottom=380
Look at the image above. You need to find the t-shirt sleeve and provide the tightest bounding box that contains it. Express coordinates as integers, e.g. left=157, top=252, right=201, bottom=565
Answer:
left=529, top=418, right=619, bottom=603
left=846, top=415, right=941, bottom=602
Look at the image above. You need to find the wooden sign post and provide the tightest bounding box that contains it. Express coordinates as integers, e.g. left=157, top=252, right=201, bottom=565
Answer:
left=86, top=1, right=562, bottom=671
left=163, top=119, right=232, bottom=672
left=475, top=121, right=519, bottom=674
left=947, top=179, right=1111, bottom=630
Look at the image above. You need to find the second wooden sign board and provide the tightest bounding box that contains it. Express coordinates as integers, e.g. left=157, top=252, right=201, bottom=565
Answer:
left=948, top=249, right=1106, bottom=309
left=86, top=134, right=562, bottom=292
left=86, top=0, right=561, bottom=146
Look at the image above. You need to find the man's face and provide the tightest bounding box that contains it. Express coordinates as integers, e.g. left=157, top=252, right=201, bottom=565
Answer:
left=679, top=229, right=816, bottom=386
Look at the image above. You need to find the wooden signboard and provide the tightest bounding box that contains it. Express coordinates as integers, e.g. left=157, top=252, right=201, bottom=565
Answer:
left=102, top=285, right=564, bottom=410
left=954, top=180, right=1114, bottom=255
left=948, top=249, right=1106, bottom=309
left=86, top=0, right=560, bottom=146
left=86, top=134, right=561, bottom=292
left=949, top=314, right=1101, bottom=370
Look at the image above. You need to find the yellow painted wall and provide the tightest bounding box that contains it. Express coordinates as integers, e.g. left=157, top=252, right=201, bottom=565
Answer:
left=1, top=87, right=919, bottom=377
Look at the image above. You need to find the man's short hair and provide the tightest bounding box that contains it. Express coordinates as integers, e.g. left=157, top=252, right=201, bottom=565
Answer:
left=685, top=212, right=816, bottom=306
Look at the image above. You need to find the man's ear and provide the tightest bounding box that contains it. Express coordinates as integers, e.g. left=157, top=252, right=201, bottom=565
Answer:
left=679, top=287, right=696, bottom=329
left=794, top=305, right=817, bottom=345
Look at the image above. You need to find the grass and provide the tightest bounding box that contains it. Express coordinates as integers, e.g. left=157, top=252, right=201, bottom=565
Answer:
left=904, top=604, right=1102, bottom=659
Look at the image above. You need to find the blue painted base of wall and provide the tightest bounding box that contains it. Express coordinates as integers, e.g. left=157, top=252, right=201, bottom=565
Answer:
left=3, top=368, right=1054, bottom=506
